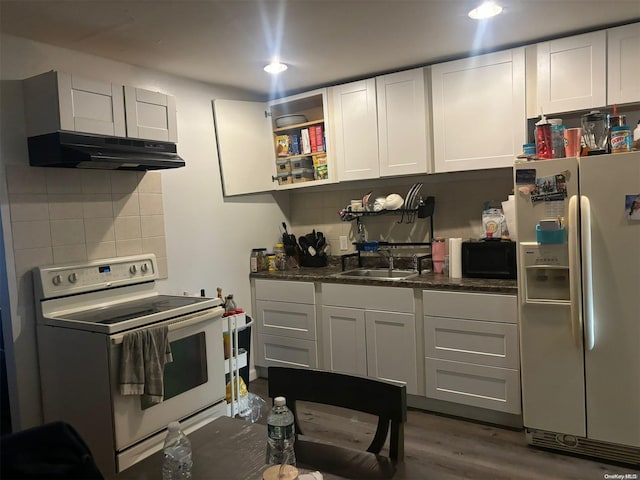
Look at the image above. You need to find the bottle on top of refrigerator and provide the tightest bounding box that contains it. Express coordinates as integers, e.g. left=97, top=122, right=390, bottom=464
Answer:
left=162, top=421, right=192, bottom=480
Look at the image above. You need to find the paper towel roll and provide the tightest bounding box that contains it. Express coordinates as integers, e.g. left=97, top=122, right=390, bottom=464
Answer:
left=449, top=238, right=462, bottom=279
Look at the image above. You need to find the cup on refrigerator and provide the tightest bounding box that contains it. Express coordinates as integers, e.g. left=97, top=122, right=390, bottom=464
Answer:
left=551, top=124, right=566, bottom=158
left=564, top=128, right=582, bottom=157
left=535, top=123, right=553, bottom=159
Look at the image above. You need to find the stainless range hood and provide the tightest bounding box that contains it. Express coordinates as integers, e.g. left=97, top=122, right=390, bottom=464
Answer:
left=27, top=132, right=185, bottom=171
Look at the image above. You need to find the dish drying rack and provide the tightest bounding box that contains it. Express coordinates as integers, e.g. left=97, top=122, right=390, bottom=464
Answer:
left=339, top=196, right=435, bottom=273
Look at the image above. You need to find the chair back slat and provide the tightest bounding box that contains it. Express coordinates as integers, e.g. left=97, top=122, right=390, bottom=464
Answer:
left=268, top=367, right=407, bottom=461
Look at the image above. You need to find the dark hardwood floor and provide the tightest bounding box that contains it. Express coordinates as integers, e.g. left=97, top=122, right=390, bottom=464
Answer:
left=249, top=378, right=639, bottom=480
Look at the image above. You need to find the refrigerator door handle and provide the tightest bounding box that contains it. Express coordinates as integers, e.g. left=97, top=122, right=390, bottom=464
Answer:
left=568, top=195, right=583, bottom=347
left=580, top=195, right=595, bottom=350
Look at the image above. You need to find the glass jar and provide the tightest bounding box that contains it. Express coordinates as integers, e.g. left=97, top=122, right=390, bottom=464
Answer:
left=250, top=248, right=266, bottom=273
left=274, top=243, right=287, bottom=271
left=267, top=254, right=277, bottom=272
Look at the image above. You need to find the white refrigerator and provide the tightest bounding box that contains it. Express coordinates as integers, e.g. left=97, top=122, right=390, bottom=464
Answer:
left=515, top=151, right=640, bottom=464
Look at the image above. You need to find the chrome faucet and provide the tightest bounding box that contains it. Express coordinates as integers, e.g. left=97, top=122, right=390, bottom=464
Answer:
left=377, top=248, right=394, bottom=275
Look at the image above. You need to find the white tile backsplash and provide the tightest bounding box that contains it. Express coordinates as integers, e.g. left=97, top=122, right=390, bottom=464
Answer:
left=86, top=241, right=117, bottom=260
left=155, top=256, right=168, bottom=278
left=45, top=169, right=83, bottom=194
left=84, top=218, right=115, bottom=243
left=142, top=236, right=167, bottom=258
left=114, top=216, right=142, bottom=240
left=116, top=238, right=143, bottom=256
left=139, top=193, right=164, bottom=215
left=112, top=192, right=140, bottom=217
left=6, top=166, right=46, bottom=194
left=48, top=194, right=84, bottom=220
left=53, top=244, right=87, bottom=263
left=50, top=219, right=85, bottom=246
left=13, top=247, right=53, bottom=277
left=9, top=194, right=49, bottom=222
left=7, top=167, right=168, bottom=281
left=140, top=215, right=165, bottom=238
left=81, top=170, right=112, bottom=194
left=110, top=171, right=140, bottom=193
left=137, top=172, right=163, bottom=193
left=83, top=194, right=114, bottom=219
left=12, top=220, right=52, bottom=249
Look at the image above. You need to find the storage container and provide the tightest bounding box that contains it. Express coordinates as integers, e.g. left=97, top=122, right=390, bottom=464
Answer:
left=290, top=156, right=313, bottom=170
left=291, top=168, right=314, bottom=183
left=276, top=158, right=291, bottom=173
left=277, top=172, right=292, bottom=185
left=610, top=126, right=631, bottom=153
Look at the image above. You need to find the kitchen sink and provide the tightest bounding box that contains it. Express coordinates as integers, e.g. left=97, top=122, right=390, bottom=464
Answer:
left=333, top=268, right=419, bottom=281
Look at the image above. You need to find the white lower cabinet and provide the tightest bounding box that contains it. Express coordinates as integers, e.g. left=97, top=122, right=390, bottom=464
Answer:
left=321, top=283, right=418, bottom=394
left=254, top=279, right=317, bottom=369
left=423, top=290, right=521, bottom=414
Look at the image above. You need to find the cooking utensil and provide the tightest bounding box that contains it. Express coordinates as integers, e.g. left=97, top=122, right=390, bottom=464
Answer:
left=281, top=222, right=296, bottom=247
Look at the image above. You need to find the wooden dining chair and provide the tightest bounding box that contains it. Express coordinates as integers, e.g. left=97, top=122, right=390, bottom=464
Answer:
left=267, top=367, right=407, bottom=479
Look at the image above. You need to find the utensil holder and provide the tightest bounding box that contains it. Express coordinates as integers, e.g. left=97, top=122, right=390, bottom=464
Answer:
left=299, top=253, right=328, bottom=267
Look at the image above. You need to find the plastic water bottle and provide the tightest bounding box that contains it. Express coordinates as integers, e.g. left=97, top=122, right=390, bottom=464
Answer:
left=267, top=396, right=296, bottom=466
left=162, top=421, right=192, bottom=480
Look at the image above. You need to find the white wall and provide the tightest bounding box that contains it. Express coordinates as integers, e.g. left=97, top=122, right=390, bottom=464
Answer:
left=0, top=33, right=289, bottom=430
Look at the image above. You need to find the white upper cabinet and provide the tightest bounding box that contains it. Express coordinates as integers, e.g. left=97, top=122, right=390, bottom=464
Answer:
left=536, top=31, right=607, bottom=115
left=376, top=68, right=431, bottom=177
left=330, top=78, right=380, bottom=181
left=124, top=86, right=177, bottom=142
left=23, top=71, right=126, bottom=137
left=607, top=23, right=640, bottom=106
left=214, top=89, right=335, bottom=196
left=23, top=71, right=178, bottom=142
left=329, top=67, right=431, bottom=182
left=431, top=48, right=526, bottom=173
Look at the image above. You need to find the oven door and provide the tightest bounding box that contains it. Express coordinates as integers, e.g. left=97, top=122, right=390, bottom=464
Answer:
left=108, top=307, right=225, bottom=452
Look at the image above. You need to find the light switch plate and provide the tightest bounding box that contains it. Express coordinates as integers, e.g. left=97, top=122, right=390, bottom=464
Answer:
left=339, top=236, right=348, bottom=251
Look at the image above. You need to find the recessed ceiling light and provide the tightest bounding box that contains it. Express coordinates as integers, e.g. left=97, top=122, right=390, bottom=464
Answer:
left=468, top=1, right=503, bottom=20
left=264, top=61, right=288, bottom=74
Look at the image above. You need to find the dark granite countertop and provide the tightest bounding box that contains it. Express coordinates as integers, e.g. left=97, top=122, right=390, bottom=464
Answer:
left=250, top=263, right=518, bottom=294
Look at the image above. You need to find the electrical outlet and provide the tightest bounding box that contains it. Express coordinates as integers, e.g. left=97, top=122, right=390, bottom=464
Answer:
left=339, top=236, right=348, bottom=251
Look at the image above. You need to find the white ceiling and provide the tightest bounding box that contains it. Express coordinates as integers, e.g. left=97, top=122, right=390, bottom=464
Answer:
left=1, top=0, right=639, bottom=98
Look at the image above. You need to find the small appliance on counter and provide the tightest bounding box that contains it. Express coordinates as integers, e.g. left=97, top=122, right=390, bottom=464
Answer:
left=461, top=239, right=517, bottom=279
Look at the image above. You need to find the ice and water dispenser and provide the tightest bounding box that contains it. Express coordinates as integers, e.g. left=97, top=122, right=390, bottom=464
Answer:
left=520, top=242, right=571, bottom=304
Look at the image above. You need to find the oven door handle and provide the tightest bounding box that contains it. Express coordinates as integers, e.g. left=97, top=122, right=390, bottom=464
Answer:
left=110, top=306, right=225, bottom=345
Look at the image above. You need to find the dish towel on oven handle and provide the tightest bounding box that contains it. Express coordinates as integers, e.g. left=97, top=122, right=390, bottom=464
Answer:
left=119, top=326, right=173, bottom=405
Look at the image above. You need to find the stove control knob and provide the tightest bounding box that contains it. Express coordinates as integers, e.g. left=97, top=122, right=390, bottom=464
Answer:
left=141, top=263, right=149, bottom=273
left=68, top=273, right=78, bottom=284
left=52, top=275, right=62, bottom=286
left=129, top=265, right=137, bottom=275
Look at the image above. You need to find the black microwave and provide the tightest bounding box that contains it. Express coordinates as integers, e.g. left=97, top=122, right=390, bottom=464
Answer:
left=461, top=240, right=517, bottom=279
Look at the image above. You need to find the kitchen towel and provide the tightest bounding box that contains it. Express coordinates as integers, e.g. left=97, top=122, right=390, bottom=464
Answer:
left=120, top=326, right=173, bottom=405
left=449, top=238, right=462, bottom=278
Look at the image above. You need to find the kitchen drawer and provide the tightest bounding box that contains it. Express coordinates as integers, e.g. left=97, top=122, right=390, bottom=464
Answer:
left=424, top=316, right=519, bottom=369
left=255, top=279, right=315, bottom=304
left=425, top=358, right=521, bottom=414
left=423, top=290, right=516, bottom=323
left=257, top=334, right=317, bottom=369
left=322, top=283, right=414, bottom=313
left=255, top=300, right=316, bottom=340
